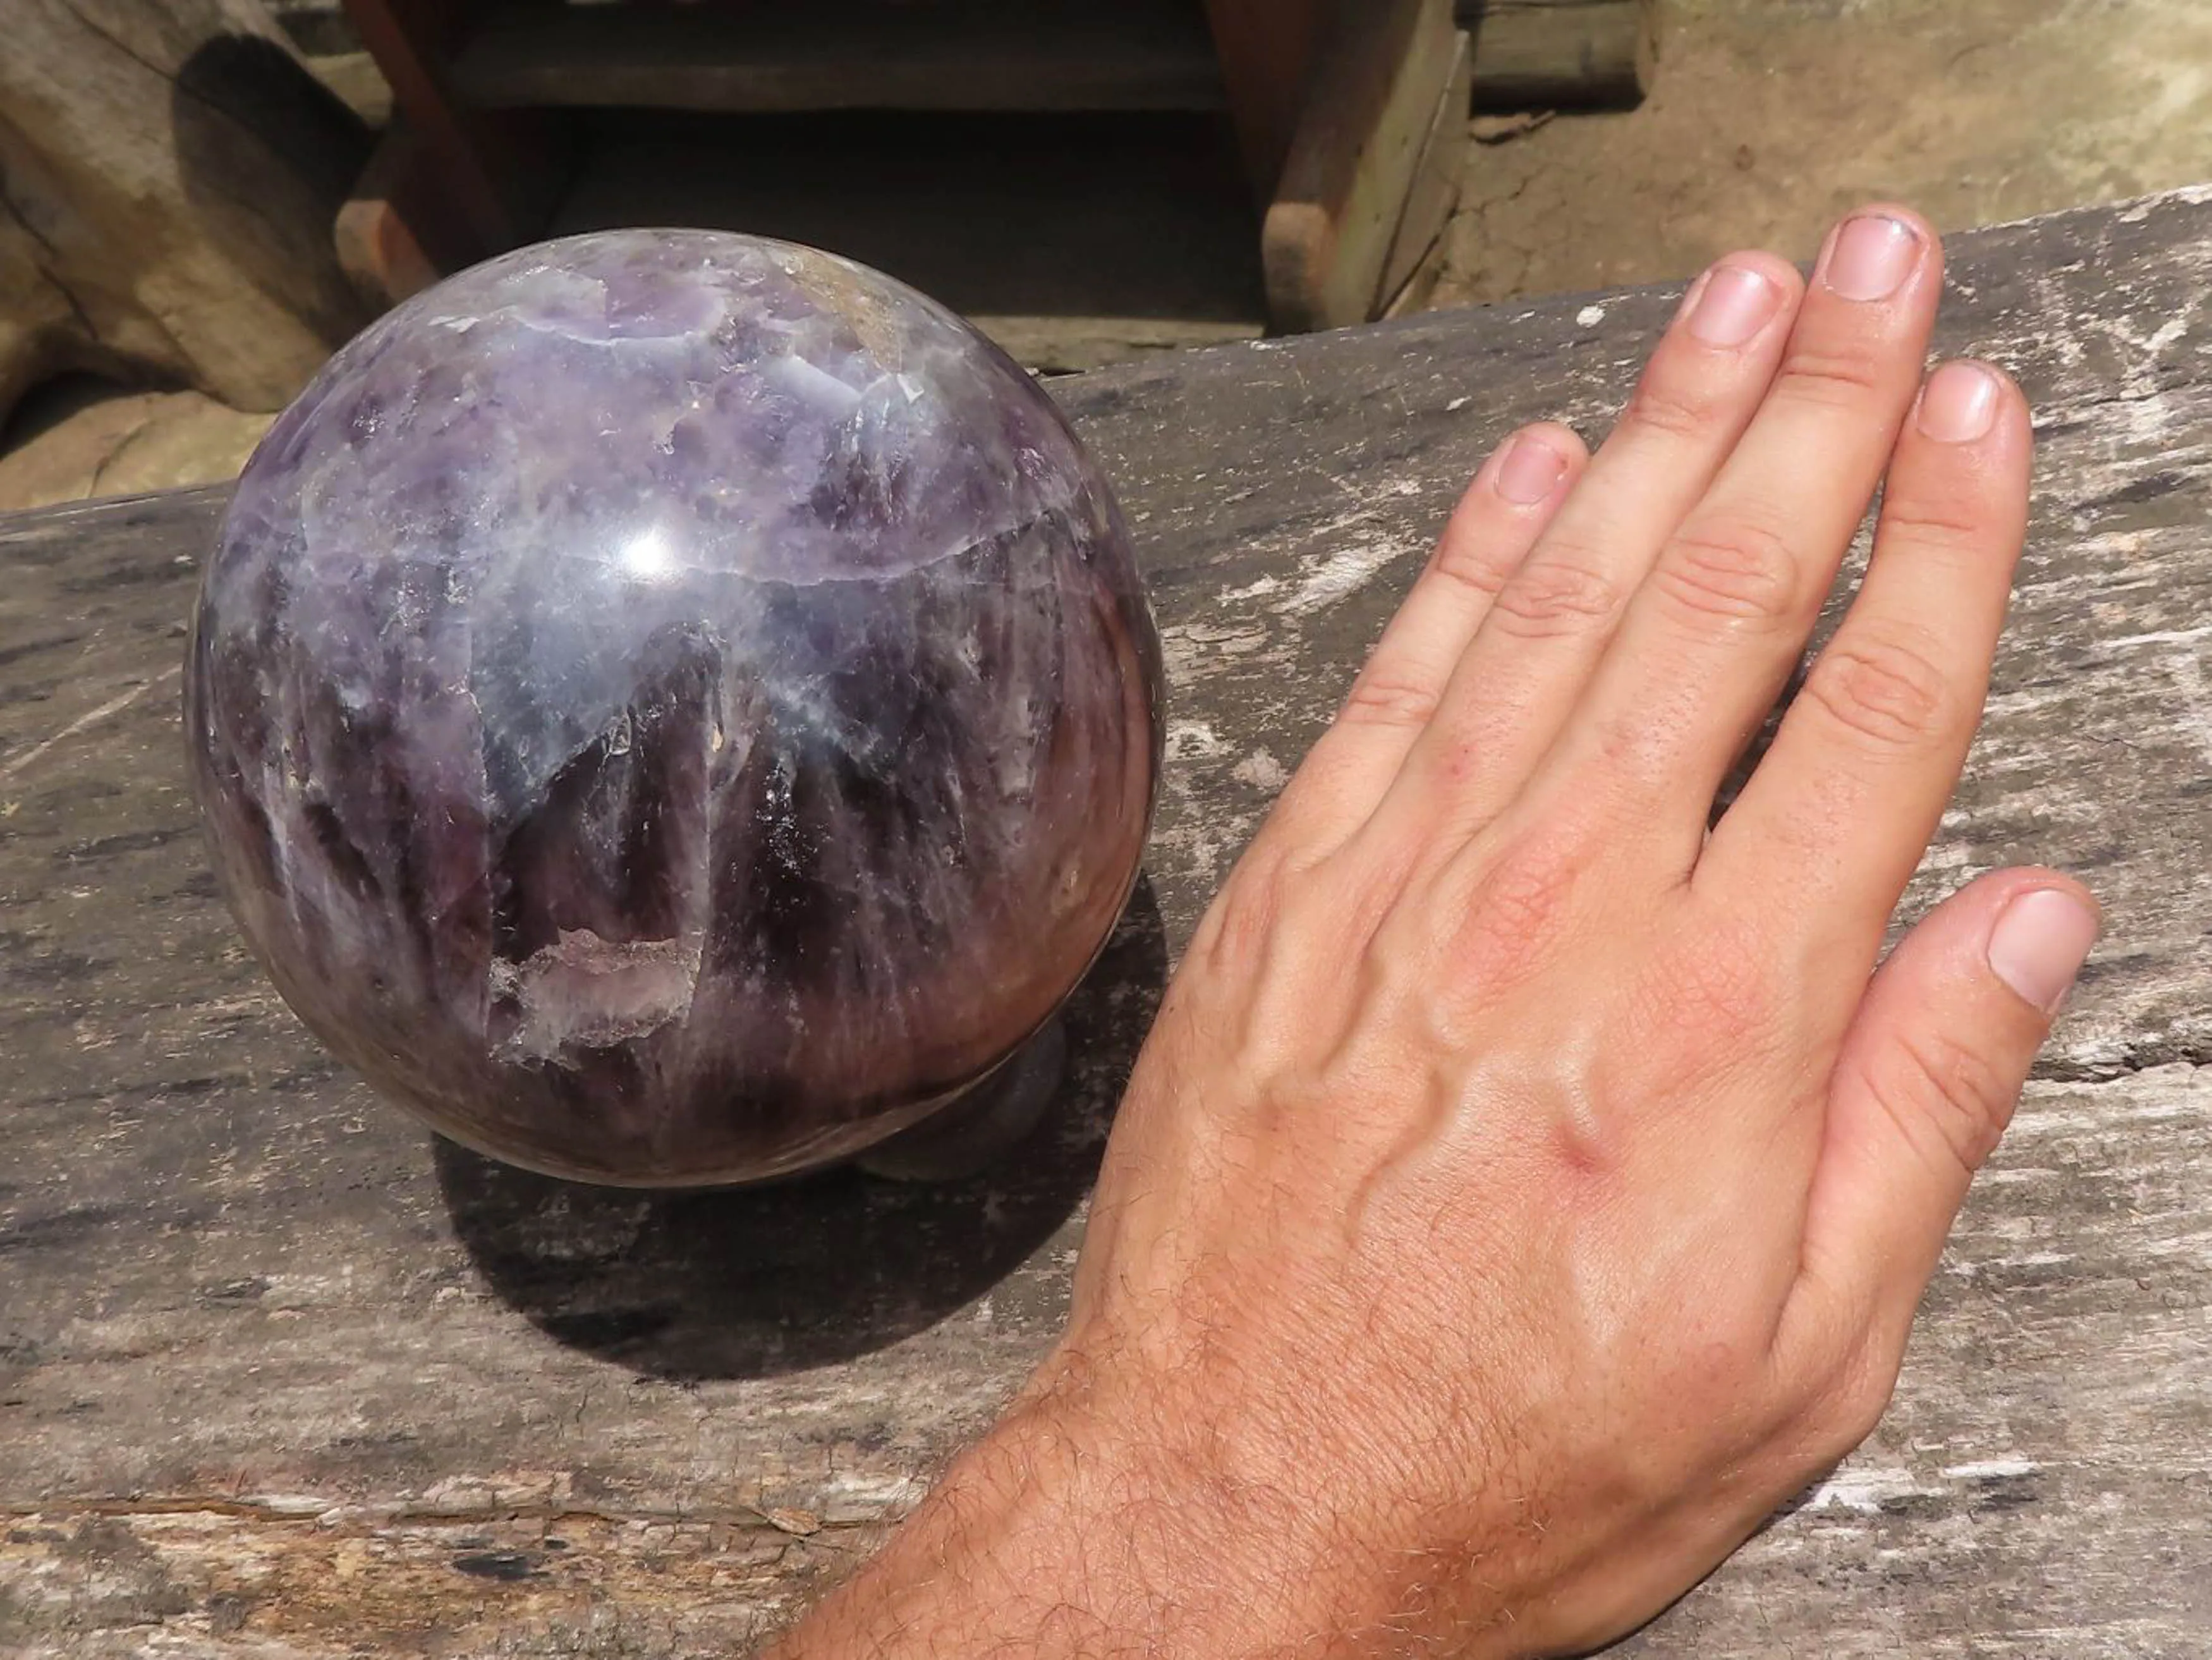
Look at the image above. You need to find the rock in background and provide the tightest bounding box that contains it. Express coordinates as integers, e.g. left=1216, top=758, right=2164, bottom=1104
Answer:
left=0, top=0, right=370, bottom=427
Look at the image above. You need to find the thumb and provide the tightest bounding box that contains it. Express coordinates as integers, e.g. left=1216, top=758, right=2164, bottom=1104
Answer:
left=1789, top=869, right=2101, bottom=1365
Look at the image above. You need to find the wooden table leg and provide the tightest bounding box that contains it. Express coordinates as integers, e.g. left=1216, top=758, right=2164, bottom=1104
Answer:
left=1261, top=0, right=1468, bottom=333
left=1380, top=28, right=1474, bottom=317
left=1200, top=0, right=1336, bottom=200
left=338, top=0, right=572, bottom=305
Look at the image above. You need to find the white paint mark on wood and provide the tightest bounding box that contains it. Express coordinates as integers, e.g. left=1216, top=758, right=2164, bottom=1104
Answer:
left=1232, top=748, right=1291, bottom=791
left=1157, top=619, right=1280, bottom=688
left=0, top=667, right=179, bottom=780
left=2160, top=647, right=2212, bottom=767
left=1941, top=1458, right=2041, bottom=1482
left=240, top=1493, right=339, bottom=1517
left=822, top=1472, right=927, bottom=1508
left=1220, top=573, right=1284, bottom=602
left=1802, top=1468, right=1942, bottom=1514
left=1282, top=530, right=1416, bottom=616
left=1164, top=720, right=1231, bottom=762
left=2105, top=625, right=2212, bottom=649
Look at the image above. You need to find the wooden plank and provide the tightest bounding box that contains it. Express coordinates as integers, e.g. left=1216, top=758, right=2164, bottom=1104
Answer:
left=1461, top=0, right=1656, bottom=110
left=334, top=118, right=461, bottom=309
left=6, top=185, right=2212, bottom=1653
left=339, top=0, right=573, bottom=259
left=1263, top=0, right=1462, bottom=332
left=341, top=0, right=512, bottom=249
left=449, top=1, right=1225, bottom=115
left=1200, top=0, right=1336, bottom=196
left=1377, top=30, right=1474, bottom=315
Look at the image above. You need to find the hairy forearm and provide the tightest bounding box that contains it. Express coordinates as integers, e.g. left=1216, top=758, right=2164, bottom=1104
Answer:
left=763, top=1365, right=1407, bottom=1659
left=762, top=1342, right=1543, bottom=1660
left=765, top=1400, right=1244, bottom=1656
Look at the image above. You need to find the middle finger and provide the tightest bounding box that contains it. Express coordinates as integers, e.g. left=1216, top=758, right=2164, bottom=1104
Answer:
left=1538, top=207, right=1945, bottom=869
left=1355, top=248, right=1801, bottom=863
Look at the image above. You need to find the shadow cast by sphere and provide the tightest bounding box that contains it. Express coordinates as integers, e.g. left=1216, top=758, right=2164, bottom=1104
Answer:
left=437, top=877, right=1169, bottom=1381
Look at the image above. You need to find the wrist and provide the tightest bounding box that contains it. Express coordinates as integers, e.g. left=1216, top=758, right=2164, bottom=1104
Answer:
left=1012, top=1340, right=1539, bottom=1660
left=770, top=1343, right=1524, bottom=1659
left=768, top=1353, right=1339, bottom=1657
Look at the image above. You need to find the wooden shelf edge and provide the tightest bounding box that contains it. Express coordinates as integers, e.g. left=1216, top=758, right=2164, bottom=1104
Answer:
left=450, top=3, right=1228, bottom=115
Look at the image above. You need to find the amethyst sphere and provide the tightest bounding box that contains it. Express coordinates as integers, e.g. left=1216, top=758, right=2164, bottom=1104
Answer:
left=186, top=229, right=1162, bottom=1186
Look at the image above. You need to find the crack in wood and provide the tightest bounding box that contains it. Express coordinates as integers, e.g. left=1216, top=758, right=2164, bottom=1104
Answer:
left=2, top=1494, right=884, bottom=1533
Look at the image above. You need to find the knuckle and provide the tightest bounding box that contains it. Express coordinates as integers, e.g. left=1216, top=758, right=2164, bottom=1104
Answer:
left=1426, top=530, right=1519, bottom=600
left=1192, top=841, right=1295, bottom=972
left=1626, top=374, right=1727, bottom=442
left=1804, top=1337, right=1900, bottom=1460
left=1773, top=345, right=1887, bottom=410
left=1653, top=515, right=1802, bottom=625
left=1802, top=630, right=1955, bottom=753
left=1879, top=492, right=1991, bottom=551
left=1338, top=670, right=1442, bottom=729
left=1488, top=552, right=1622, bottom=640
left=1449, top=829, right=1586, bottom=989
left=1862, top=1024, right=2015, bottom=1180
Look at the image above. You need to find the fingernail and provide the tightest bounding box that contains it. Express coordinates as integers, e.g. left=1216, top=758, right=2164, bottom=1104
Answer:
left=1684, top=264, right=1784, bottom=348
left=1988, top=888, right=2100, bottom=1015
left=1823, top=214, right=1921, bottom=302
left=1495, top=433, right=1567, bottom=504
left=1918, top=360, right=2001, bottom=443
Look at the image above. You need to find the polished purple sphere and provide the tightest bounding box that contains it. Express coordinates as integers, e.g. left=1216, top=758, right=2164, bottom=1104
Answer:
left=186, top=229, right=1161, bottom=1186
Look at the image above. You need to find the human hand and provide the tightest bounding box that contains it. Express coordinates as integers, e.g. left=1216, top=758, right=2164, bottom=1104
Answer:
left=773, top=204, right=2098, bottom=1658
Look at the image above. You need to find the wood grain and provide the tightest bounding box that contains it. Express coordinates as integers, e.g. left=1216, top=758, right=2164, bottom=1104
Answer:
left=1379, top=31, right=1475, bottom=314
left=1263, top=0, right=1463, bottom=330
left=0, top=0, right=368, bottom=422
left=6, top=186, right=2212, bottom=1654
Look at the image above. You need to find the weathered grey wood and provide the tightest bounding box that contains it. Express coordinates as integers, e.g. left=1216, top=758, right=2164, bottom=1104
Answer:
left=5, top=185, right=2212, bottom=1654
